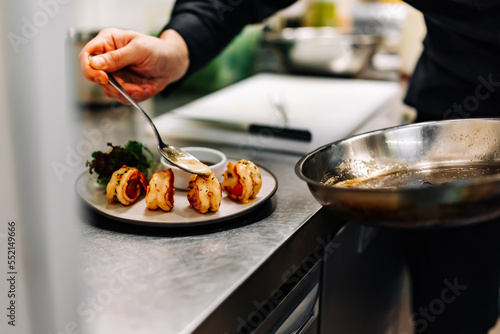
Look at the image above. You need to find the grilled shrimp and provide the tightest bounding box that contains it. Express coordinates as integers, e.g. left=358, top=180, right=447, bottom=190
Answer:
left=187, top=172, right=222, bottom=213
left=145, top=169, right=175, bottom=212
left=222, top=160, right=262, bottom=203
left=106, top=166, right=148, bottom=205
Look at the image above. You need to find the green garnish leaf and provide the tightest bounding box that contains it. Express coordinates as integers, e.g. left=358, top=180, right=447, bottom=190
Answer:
left=85, top=140, right=156, bottom=184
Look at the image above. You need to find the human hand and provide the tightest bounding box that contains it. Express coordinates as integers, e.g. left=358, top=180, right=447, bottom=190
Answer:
left=79, top=28, right=189, bottom=103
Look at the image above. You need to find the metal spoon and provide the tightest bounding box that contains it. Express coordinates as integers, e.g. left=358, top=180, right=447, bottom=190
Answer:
left=107, top=73, right=211, bottom=176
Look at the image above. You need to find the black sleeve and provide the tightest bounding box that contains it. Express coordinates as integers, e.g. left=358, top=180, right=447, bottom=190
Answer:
left=162, top=0, right=296, bottom=75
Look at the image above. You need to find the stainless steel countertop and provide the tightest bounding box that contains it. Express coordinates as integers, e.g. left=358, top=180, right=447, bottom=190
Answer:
left=76, top=105, right=331, bottom=334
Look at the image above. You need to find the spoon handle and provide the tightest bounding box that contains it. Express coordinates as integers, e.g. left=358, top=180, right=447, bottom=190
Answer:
left=105, top=72, right=210, bottom=175
left=107, top=74, right=165, bottom=147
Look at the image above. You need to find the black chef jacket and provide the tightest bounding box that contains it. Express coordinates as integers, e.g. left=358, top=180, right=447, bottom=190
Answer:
left=404, top=0, right=500, bottom=121
left=163, top=0, right=500, bottom=122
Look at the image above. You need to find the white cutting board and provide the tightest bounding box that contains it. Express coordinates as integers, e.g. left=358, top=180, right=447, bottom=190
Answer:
left=151, top=73, right=402, bottom=154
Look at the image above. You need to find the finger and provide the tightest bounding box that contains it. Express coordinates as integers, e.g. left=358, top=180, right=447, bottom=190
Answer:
left=89, top=42, right=142, bottom=73
left=79, top=28, right=134, bottom=84
left=79, top=40, right=109, bottom=84
left=102, top=86, right=130, bottom=105
left=113, top=69, right=163, bottom=98
left=139, top=86, right=155, bottom=101
left=120, top=82, right=156, bottom=102
left=107, top=72, right=155, bottom=101
left=101, top=78, right=153, bottom=103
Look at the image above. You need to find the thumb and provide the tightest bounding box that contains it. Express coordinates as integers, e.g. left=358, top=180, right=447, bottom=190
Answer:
left=89, top=45, right=140, bottom=72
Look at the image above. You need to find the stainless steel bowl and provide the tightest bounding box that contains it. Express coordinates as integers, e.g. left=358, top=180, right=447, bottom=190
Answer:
left=295, top=119, right=500, bottom=228
left=264, top=27, right=380, bottom=76
left=68, top=28, right=115, bottom=107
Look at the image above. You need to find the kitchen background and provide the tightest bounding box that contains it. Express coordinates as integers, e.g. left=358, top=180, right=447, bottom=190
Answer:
left=70, top=0, right=426, bottom=114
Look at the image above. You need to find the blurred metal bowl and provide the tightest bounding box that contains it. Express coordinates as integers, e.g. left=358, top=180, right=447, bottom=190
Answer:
left=295, top=119, right=500, bottom=228
left=264, top=27, right=380, bottom=76
left=68, top=28, right=115, bottom=107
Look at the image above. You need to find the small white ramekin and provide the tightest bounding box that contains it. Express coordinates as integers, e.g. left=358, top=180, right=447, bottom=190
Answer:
left=160, top=147, right=227, bottom=190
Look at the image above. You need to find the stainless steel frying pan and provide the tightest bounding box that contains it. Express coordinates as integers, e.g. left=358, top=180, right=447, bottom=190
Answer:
left=296, top=119, right=500, bottom=228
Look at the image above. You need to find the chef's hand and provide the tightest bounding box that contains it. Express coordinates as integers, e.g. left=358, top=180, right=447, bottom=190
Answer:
left=79, top=28, right=189, bottom=103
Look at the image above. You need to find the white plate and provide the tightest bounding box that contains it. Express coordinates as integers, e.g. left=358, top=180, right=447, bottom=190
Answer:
left=75, top=161, right=278, bottom=227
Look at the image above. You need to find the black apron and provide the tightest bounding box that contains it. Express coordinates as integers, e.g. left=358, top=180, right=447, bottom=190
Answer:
left=403, top=0, right=500, bottom=121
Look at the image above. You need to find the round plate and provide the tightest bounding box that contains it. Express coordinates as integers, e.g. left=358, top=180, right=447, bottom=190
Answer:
left=75, top=161, right=278, bottom=227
